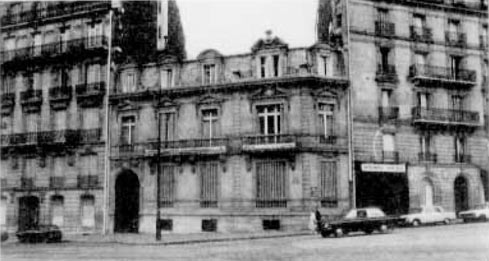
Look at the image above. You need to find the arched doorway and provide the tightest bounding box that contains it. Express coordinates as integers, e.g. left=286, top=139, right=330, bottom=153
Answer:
left=18, top=196, right=39, bottom=231
left=114, top=170, right=140, bottom=233
left=454, top=176, right=469, bottom=214
left=421, top=179, right=434, bottom=207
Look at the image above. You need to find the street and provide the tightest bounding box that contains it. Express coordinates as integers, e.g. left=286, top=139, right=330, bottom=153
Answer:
left=2, top=222, right=489, bottom=261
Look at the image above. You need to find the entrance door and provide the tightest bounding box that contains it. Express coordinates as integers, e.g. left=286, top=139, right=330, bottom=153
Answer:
left=454, top=176, right=469, bottom=214
left=114, top=171, right=140, bottom=233
left=423, top=181, right=434, bottom=207
left=18, top=196, right=40, bottom=231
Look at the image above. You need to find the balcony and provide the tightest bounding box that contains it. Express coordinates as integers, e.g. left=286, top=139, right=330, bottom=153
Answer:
left=1, top=93, right=15, bottom=115
left=454, top=154, right=471, bottom=163
left=1, top=1, right=110, bottom=27
left=256, top=199, right=287, bottom=208
left=375, top=21, right=395, bottom=38
left=242, top=134, right=297, bottom=153
left=77, top=175, right=99, bottom=189
left=0, top=130, right=81, bottom=148
left=75, top=82, right=106, bottom=107
left=375, top=64, right=398, bottom=83
left=379, top=106, right=399, bottom=124
left=20, top=177, right=34, bottom=189
left=49, top=86, right=72, bottom=109
left=49, top=177, right=65, bottom=189
left=409, top=64, right=476, bottom=88
left=412, top=107, right=480, bottom=127
left=445, top=32, right=467, bottom=48
left=2, top=37, right=107, bottom=67
left=409, top=26, right=433, bottom=43
left=20, top=89, right=43, bottom=113
left=418, top=152, right=437, bottom=163
left=296, top=135, right=348, bottom=153
left=79, top=128, right=102, bottom=143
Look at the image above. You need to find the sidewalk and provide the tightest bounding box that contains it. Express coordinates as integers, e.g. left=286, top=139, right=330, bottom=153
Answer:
left=61, top=230, right=312, bottom=245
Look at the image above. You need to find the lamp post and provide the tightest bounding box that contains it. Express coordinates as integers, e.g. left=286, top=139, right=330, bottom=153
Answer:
left=155, top=88, right=162, bottom=241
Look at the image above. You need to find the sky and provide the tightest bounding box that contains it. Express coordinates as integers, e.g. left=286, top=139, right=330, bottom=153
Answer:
left=177, top=0, right=319, bottom=59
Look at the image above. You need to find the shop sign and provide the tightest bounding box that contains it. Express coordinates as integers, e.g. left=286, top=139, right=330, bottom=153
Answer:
left=361, top=163, right=406, bottom=173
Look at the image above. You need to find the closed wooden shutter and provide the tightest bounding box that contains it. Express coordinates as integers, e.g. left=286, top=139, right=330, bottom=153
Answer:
left=320, top=161, right=337, bottom=207
left=200, top=162, right=219, bottom=208
left=256, top=160, right=287, bottom=208
left=160, top=165, right=175, bottom=207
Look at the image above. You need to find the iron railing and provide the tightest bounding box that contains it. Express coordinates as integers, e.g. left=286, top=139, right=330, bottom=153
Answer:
left=379, top=106, right=399, bottom=123
left=49, top=176, right=65, bottom=188
left=418, top=152, right=437, bottom=162
left=20, top=89, right=42, bottom=104
left=242, top=134, right=297, bottom=146
left=412, top=107, right=480, bottom=125
left=49, top=86, right=72, bottom=100
left=0, top=129, right=101, bottom=147
left=375, top=21, right=395, bottom=37
left=454, top=154, right=471, bottom=163
left=375, top=64, right=397, bottom=82
left=75, top=82, right=106, bottom=96
left=256, top=199, right=287, bottom=208
left=409, top=64, right=476, bottom=83
left=20, top=177, right=34, bottom=189
left=445, top=31, right=467, bottom=47
left=77, top=175, right=99, bottom=188
left=1, top=93, right=15, bottom=106
left=409, top=26, right=433, bottom=42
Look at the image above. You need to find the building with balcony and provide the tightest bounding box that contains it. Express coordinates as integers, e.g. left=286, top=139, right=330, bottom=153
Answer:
left=107, top=34, right=349, bottom=233
left=0, top=0, right=185, bottom=235
left=324, top=0, right=488, bottom=215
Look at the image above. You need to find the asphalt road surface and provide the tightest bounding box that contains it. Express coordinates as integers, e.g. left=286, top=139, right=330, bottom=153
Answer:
left=2, top=222, right=489, bottom=261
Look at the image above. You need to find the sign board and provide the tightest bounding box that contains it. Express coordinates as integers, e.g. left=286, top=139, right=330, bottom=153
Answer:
left=361, top=163, right=406, bottom=173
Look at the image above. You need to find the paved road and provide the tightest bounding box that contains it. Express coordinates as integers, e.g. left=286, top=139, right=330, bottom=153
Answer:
left=2, top=223, right=489, bottom=261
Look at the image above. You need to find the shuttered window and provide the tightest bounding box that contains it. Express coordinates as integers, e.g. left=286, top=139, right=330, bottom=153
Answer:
left=319, top=161, right=337, bottom=207
left=256, top=161, right=287, bottom=208
left=200, top=162, right=219, bottom=208
left=160, top=165, right=176, bottom=208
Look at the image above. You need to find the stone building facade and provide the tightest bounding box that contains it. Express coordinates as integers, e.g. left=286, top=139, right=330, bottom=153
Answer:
left=326, top=0, right=488, bottom=214
left=108, top=38, right=350, bottom=233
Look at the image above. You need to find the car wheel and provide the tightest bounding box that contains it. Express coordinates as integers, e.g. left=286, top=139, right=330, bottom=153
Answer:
left=479, top=215, right=487, bottom=222
left=412, top=219, right=421, bottom=227
left=443, top=218, right=450, bottom=225
left=335, top=228, right=343, bottom=237
left=321, top=231, right=330, bottom=238
left=364, top=228, right=373, bottom=234
left=379, top=224, right=389, bottom=233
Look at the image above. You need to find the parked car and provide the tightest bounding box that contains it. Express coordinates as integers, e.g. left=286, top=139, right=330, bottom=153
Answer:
left=320, top=207, right=402, bottom=237
left=401, top=206, right=456, bottom=226
left=458, top=203, right=489, bottom=223
left=16, top=225, right=62, bottom=243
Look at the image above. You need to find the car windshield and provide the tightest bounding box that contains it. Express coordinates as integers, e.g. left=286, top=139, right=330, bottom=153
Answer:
left=409, top=208, right=422, bottom=214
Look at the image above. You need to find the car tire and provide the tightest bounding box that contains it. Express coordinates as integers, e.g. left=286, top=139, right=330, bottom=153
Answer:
left=443, top=218, right=450, bottom=225
left=364, top=228, right=373, bottom=234
left=412, top=219, right=421, bottom=227
left=479, top=215, right=487, bottom=222
left=335, top=228, right=343, bottom=237
left=379, top=224, right=389, bottom=233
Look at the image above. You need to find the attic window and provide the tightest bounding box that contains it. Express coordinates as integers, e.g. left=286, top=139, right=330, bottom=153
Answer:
left=203, top=64, right=216, bottom=84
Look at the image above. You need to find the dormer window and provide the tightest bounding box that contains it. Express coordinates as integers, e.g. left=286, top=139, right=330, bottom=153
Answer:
left=258, top=55, right=281, bottom=78
left=318, top=55, right=329, bottom=76
left=260, top=57, right=266, bottom=78
left=203, top=64, right=216, bottom=85
left=122, top=71, right=136, bottom=93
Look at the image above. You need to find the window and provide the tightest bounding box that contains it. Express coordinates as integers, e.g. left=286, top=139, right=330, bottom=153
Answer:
left=200, top=162, right=219, bottom=208
left=319, top=161, right=337, bottom=207
left=381, top=90, right=391, bottom=107
left=81, top=155, right=98, bottom=176
left=318, top=103, right=334, bottom=138
left=54, top=111, right=67, bottom=131
left=451, top=95, right=464, bottom=111
left=482, top=25, right=488, bottom=47
left=383, top=134, right=395, bottom=152
left=160, top=165, right=176, bottom=207
left=448, top=20, right=460, bottom=34
left=82, top=108, right=99, bottom=129
left=80, top=195, right=95, bottom=228
left=2, top=74, right=14, bottom=93
left=87, top=23, right=103, bottom=47
left=378, top=8, right=389, bottom=22
left=260, top=57, right=267, bottom=78
left=380, top=47, right=391, bottom=72
left=454, top=136, right=466, bottom=161
left=159, top=112, right=176, bottom=142
left=256, top=160, right=287, bottom=208
left=202, top=219, right=217, bottom=232
left=0, top=197, right=6, bottom=227
left=201, top=109, right=219, bottom=139
left=420, top=134, right=432, bottom=155
left=203, top=64, right=216, bottom=84
left=33, top=34, right=42, bottom=56
left=272, top=55, right=280, bottom=77
left=257, top=104, right=281, bottom=136
left=318, top=56, right=329, bottom=76
left=122, top=72, right=136, bottom=93
left=51, top=196, right=64, bottom=227
left=87, top=64, right=102, bottom=84
left=25, top=113, right=40, bottom=134
left=413, top=14, right=425, bottom=32
left=120, top=116, right=136, bottom=145
left=160, top=69, right=173, bottom=89
left=417, top=92, right=430, bottom=109
left=450, top=56, right=462, bottom=79
left=336, top=14, right=342, bottom=28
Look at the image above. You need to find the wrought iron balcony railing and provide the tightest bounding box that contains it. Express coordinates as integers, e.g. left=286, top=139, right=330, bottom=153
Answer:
left=379, top=106, right=399, bottom=123
left=375, top=64, right=398, bottom=83
left=79, top=128, right=102, bottom=143
left=481, top=35, right=488, bottom=49
left=418, top=152, right=437, bottom=162
left=445, top=31, right=467, bottom=47
left=75, top=82, right=106, bottom=96
left=0, top=129, right=100, bottom=147
left=49, top=86, right=72, bottom=100
left=454, top=154, right=471, bottom=163
left=375, top=21, right=395, bottom=37
left=242, top=134, right=297, bottom=146
left=1, top=93, right=15, bottom=106
left=412, top=107, right=480, bottom=126
left=49, top=176, right=65, bottom=188
left=2, top=36, right=108, bottom=64
left=1, top=1, right=110, bottom=27
left=77, top=175, right=99, bottom=189
left=409, top=26, right=433, bottom=42
left=256, top=199, right=287, bottom=208
left=409, top=64, right=476, bottom=85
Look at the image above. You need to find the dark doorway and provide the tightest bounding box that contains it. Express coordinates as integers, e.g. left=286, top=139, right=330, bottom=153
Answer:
left=355, top=167, right=409, bottom=215
left=454, top=176, right=469, bottom=214
left=114, top=171, right=140, bottom=233
left=18, top=196, right=40, bottom=231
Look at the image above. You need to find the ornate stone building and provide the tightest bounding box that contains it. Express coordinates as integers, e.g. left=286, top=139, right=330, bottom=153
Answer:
left=324, top=0, right=488, bottom=214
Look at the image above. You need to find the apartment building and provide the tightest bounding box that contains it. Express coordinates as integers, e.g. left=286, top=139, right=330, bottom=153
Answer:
left=108, top=34, right=350, bottom=233
left=325, top=0, right=488, bottom=214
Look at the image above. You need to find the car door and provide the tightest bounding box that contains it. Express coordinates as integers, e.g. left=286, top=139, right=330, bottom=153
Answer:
left=433, top=207, right=444, bottom=223
left=423, top=207, right=434, bottom=223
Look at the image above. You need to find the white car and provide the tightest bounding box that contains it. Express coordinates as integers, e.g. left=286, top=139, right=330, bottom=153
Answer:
left=401, top=206, right=456, bottom=226
left=458, top=203, right=489, bottom=222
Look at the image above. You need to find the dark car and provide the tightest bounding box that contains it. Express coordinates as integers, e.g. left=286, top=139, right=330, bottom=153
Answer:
left=16, top=225, right=62, bottom=243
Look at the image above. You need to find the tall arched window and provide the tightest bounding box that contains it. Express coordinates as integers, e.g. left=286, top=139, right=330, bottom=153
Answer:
left=421, top=179, right=434, bottom=207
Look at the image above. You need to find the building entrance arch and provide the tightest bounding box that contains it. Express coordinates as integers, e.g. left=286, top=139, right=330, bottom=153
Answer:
left=114, top=170, right=140, bottom=233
